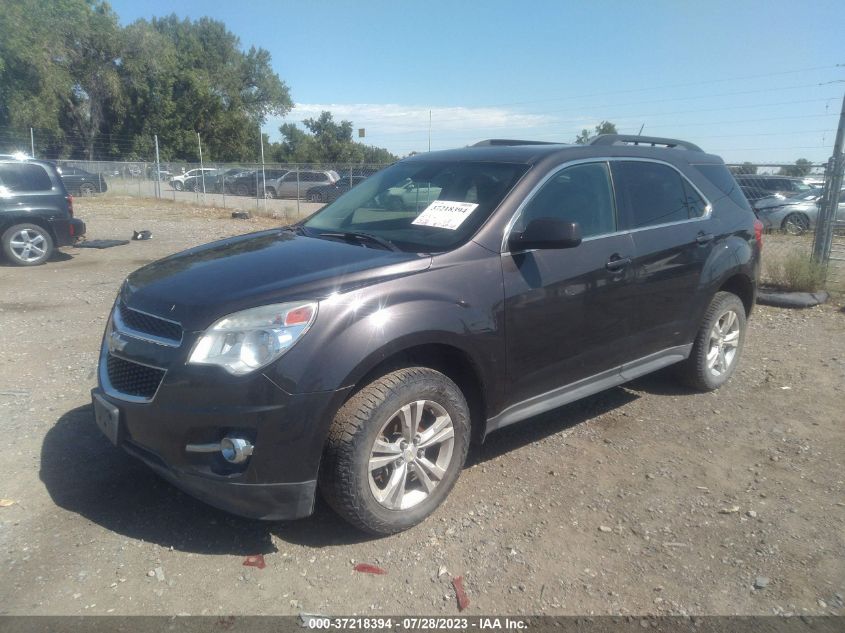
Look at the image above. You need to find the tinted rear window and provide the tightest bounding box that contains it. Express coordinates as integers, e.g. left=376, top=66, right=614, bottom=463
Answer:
left=694, top=164, right=751, bottom=211
left=0, top=163, right=53, bottom=192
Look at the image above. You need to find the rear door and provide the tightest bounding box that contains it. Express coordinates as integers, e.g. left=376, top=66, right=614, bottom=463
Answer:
left=611, top=160, right=715, bottom=359
left=503, top=161, right=637, bottom=405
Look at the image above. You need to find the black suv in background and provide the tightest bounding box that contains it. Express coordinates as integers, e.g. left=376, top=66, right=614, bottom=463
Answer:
left=0, top=159, right=86, bottom=265
left=92, top=135, right=761, bottom=534
left=58, top=165, right=108, bottom=196
left=734, top=174, right=812, bottom=203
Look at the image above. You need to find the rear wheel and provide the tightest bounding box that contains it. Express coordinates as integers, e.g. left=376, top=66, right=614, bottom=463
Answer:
left=79, top=183, right=96, bottom=197
left=308, top=191, right=323, bottom=203
left=234, top=183, right=250, bottom=196
left=782, top=212, right=810, bottom=235
left=319, top=367, right=470, bottom=535
left=677, top=291, right=746, bottom=391
left=264, top=187, right=276, bottom=199
left=2, top=223, right=54, bottom=266
left=173, top=181, right=184, bottom=191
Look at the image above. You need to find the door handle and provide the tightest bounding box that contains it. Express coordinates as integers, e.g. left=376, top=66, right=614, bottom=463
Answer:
left=606, top=256, right=632, bottom=272
left=696, top=232, right=715, bottom=245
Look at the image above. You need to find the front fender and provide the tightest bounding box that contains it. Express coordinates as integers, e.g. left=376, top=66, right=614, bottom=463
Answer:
left=264, top=242, right=506, bottom=402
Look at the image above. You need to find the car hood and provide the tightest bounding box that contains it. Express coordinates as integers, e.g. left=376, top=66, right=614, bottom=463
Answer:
left=123, top=229, right=431, bottom=330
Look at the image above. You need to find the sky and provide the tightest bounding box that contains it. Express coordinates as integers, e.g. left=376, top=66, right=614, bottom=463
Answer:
left=107, top=0, right=845, bottom=164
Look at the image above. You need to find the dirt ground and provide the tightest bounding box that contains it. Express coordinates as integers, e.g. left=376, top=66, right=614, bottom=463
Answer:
left=0, top=197, right=843, bottom=617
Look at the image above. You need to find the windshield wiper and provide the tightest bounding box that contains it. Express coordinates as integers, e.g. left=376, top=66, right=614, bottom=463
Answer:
left=316, top=231, right=401, bottom=252
left=279, top=224, right=306, bottom=235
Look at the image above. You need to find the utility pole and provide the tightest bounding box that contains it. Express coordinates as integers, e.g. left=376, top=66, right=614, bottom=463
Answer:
left=260, top=129, right=267, bottom=210
left=197, top=132, right=206, bottom=198
left=812, top=90, right=845, bottom=264
left=30, top=128, right=35, bottom=158
left=154, top=134, right=161, bottom=199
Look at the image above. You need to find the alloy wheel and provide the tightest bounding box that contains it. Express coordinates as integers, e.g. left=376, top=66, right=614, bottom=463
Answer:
left=9, top=228, right=48, bottom=263
left=368, top=400, right=455, bottom=510
left=707, top=309, right=740, bottom=377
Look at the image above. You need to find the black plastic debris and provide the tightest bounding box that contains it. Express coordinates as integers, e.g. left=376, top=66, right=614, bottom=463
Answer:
left=74, top=239, right=130, bottom=249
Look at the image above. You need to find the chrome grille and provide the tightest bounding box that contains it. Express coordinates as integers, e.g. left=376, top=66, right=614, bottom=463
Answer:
left=106, top=355, right=165, bottom=400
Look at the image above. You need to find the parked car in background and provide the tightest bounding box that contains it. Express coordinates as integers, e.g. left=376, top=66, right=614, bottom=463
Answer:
left=169, top=168, right=218, bottom=191
left=755, top=194, right=845, bottom=235
left=753, top=188, right=823, bottom=212
left=735, top=175, right=812, bottom=203
left=377, top=177, right=444, bottom=210
left=58, top=165, right=108, bottom=196
left=306, top=175, right=367, bottom=203
left=268, top=170, right=339, bottom=199
left=227, top=168, right=288, bottom=197
left=0, top=158, right=86, bottom=265
left=92, top=135, right=761, bottom=534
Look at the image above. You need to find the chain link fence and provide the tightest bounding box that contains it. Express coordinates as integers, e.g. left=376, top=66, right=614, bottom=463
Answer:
left=54, top=159, right=393, bottom=223
left=725, top=165, right=844, bottom=292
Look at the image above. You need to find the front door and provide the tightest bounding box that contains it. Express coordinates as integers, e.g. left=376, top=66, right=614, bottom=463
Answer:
left=502, top=161, right=637, bottom=408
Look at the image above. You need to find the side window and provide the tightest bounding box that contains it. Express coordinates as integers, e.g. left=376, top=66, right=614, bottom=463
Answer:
left=694, top=164, right=751, bottom=211
left=0, top=163, right=53, bottom=192
left=682, top=179, right=707, bottom=218
left=517, top=162, right=616, bottom=238
left=613, top=161, right=688, bottom=229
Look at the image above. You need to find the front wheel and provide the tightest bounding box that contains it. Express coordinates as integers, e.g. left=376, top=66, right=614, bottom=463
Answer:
left=2, top=223, right=54, bottom=266
left=677, top=291, right=747, bottom=391
left=79, top=183, right=96, bottom=197
left=308, top=191, right=323, bottom=203
left=782, top=212, right=810, bottom=235
left=173, top=181, right=184, bottom=191
left=319, top=367, right=470, bottom=535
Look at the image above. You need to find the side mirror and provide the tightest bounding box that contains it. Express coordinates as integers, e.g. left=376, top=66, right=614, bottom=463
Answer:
left=509, top=217, right=582, bottom=251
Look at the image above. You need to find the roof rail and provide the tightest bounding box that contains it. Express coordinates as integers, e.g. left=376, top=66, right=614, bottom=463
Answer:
left=472, top=139, right=561, bottom=147
left=589, top=134, right=703, bottom=152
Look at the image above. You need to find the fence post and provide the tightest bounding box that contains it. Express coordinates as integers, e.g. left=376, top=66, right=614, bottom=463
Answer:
left=296, top=166, right=300, bottom=219
left=812, top=91, right=845, bottom=265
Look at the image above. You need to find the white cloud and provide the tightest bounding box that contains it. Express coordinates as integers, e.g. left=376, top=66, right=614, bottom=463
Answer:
left=263, top=103, right=568, bottom=154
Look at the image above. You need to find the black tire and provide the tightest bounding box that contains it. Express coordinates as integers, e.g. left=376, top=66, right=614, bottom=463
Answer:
left=264, top=187, right=276, bottom=199
left=781, top=212, right=810, bottom=235
left=1, top=223, right=54, bottom=266
left=173, top=181, right=184, bottom=191
left=385, top=195, right=403, bottom=211
left=319, top=367, right=470, bottom=535
left=308, top=191, right=323, bottom=203
left=677, top=291, right=747, bottom=392
left=79, top=183, right=96, bottom=197
left=235, top=183, right=250, bottom=197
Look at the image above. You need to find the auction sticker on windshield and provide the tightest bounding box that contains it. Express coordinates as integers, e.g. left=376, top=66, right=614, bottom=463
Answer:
left=412, top=201, right=478, bottom=230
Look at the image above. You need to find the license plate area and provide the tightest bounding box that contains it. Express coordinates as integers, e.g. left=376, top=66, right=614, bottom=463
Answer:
left=92, top=392, right=122, bottom=446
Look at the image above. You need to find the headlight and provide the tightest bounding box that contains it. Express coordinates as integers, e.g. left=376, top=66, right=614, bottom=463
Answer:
left=188, top=301, right=317, bottom=375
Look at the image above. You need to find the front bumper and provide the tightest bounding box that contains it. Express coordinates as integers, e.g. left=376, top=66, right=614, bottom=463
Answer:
left=91, top=371, right=350, bottom=520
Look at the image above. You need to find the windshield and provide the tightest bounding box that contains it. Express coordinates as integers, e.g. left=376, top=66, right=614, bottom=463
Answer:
left=303, top=160, right=527, bottom=252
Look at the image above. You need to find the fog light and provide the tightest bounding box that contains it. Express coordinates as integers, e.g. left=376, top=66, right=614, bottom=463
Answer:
left=220, top=437, right=254, bottom=464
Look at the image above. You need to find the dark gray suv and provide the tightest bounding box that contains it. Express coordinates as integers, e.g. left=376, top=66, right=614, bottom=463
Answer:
left=0, top=159, right=86, bottom=265
left=92, top=135, right=761, bottom=534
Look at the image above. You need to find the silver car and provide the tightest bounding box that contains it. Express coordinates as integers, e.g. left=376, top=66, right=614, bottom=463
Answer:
left=755, top=194, right=845, bottom=235
left=267, top=170, right=340, bottom=199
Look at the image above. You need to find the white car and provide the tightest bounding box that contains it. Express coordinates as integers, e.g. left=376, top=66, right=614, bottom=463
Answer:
left=169, top=168, right=218, bottom=191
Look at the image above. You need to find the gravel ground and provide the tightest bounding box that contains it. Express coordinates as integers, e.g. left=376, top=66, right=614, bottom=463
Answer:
left=0, top=197, right=843, bottom=617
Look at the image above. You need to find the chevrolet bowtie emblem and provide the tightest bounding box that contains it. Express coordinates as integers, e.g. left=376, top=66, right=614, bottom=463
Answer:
left=108, top=329, right=128, bottom=353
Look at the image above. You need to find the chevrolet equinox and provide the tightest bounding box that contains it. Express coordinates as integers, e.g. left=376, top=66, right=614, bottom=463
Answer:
left=93, top=135, right=761, bottom=534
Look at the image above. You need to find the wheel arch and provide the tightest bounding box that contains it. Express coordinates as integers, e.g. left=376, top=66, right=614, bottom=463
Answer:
left=343, top=341, right=489, bottom=445
left=718, top=272, right=755, bottom=317
left=0, top=216, right=57, bottom=243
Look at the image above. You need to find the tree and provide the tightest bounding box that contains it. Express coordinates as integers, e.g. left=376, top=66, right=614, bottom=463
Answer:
left=778, top=159, right=813, bottom=178
left=730, top=162, right=758, bottom=175
left=0, top=3, right=293, bottom=161
left=575, top=120, right=618, bottom=144
left=274, top=111, right=397, bottom=164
